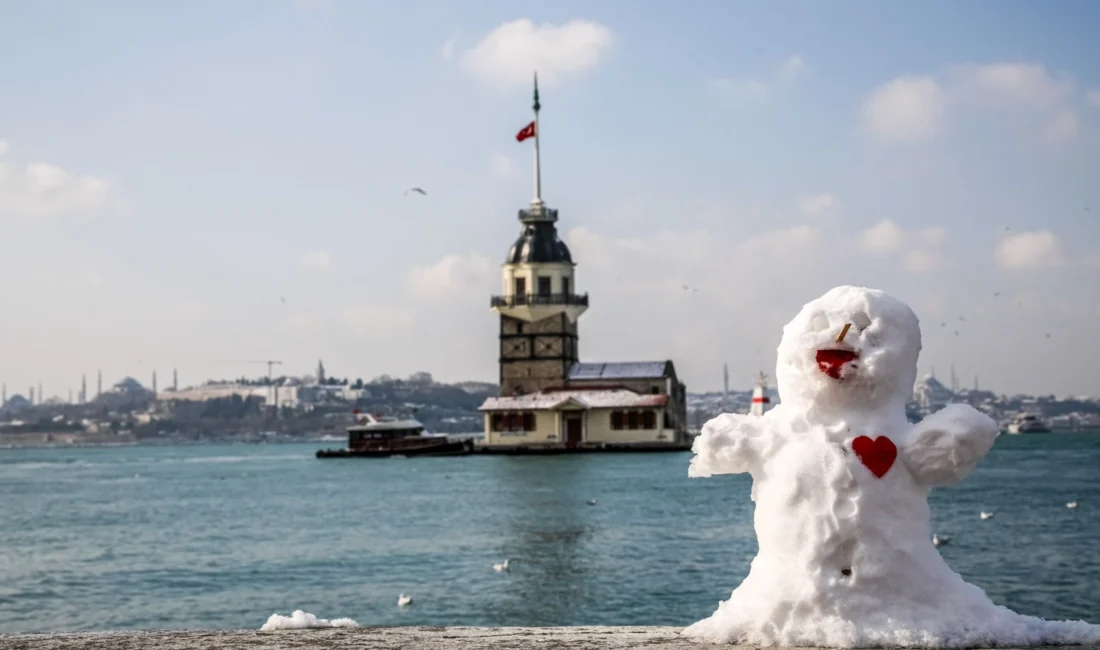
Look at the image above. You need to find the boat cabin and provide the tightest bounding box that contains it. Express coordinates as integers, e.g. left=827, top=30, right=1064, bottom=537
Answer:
left=347, top=411, right=425, bottom=451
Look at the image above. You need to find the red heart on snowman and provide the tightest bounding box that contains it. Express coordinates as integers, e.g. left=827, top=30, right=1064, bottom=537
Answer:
left=851, top=435, right=896, bottom=478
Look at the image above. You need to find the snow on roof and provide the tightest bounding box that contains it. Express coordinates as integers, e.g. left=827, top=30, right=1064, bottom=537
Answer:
left=479, top=389, right=669, bottom=412
left=567, top=361, right=669, bottom=381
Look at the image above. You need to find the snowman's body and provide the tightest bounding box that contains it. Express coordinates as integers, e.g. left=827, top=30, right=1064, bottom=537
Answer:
left=686, top=286, right=1100, bottom=647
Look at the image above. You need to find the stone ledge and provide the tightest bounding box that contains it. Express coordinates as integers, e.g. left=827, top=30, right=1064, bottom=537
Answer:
left=2, top=627, right=1098, bottom=650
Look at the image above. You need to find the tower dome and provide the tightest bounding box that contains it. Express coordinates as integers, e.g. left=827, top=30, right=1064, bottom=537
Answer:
left=505, top=220, right=573, bottom=264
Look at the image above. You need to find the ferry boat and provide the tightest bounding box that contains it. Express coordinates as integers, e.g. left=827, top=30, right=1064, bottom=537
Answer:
left=1004, top=413, right=1052, bottom=434
left=316, top=411, right=472, bottom=458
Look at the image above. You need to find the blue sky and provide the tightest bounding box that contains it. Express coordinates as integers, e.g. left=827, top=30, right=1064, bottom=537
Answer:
left=2, top=0, right=1099, bottom=399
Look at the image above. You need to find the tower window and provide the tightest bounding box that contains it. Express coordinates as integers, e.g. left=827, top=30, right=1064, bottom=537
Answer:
left=537, top=277, right=551, bottom=297
left=516, top=322, right=524, bottom=334
left=561, top=277, right=570, bottom=296
left=514, top=277, right=526, bottom=298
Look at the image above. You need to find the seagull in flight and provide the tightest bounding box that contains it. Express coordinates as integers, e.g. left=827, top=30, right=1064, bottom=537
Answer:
left=682, top=284, right=699, bottom=293
left=404, top=187, right=427, bottom=196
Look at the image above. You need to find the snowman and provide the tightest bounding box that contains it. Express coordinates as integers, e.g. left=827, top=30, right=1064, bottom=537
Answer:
left=685, top=286, right=1100, bottom=647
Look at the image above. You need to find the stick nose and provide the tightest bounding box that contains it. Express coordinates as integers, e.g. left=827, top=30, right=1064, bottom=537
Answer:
left=836, top=322, right=852, bottom=343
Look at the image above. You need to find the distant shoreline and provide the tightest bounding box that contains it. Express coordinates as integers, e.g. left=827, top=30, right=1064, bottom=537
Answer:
left=0, top=433, right=486, bottom=451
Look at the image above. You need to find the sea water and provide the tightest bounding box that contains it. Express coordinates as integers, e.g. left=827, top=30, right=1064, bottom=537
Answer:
left=0, top=434, right=1097, bottom=634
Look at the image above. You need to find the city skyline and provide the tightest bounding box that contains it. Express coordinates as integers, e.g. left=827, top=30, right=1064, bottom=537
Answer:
left=0, top=359, right=1082, bottom=405
left=2, top=1, right=1099, bottom=397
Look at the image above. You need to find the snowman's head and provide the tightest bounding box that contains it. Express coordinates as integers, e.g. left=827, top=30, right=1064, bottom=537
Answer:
left=775, top=286, right=921, bottom=413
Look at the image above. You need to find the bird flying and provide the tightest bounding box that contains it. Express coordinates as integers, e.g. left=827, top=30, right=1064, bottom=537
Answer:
left=404, top=187, right=427, bottom=196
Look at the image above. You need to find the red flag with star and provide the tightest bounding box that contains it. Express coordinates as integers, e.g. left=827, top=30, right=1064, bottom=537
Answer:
left=515, top=121, right=536, bottom=142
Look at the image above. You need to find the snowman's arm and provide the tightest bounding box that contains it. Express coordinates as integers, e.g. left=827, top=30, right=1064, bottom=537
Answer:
left=901, top=404, right=999, bottom=487
left=688, top=412, right=773, bottom=478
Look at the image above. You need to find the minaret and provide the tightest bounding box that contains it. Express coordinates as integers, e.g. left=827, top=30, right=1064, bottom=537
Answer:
left=173, top=368, right=179, bottom=391
left=29, top=386, right=34, bottom=406
left=317, top=359, right=326, bottom=384
left=81, top=374, right=87, bottom=404
left=152, top=370, right=158, bottom=396
left=97, top=370, right=102, bottom=399
left=750, top=372, right=771, bottom=416
left=723, top=364, right=730, bottom=400
left=490, top=72, right=588, bottom=397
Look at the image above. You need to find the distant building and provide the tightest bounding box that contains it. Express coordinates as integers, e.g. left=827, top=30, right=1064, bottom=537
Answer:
left=163, top=383, right=300, bottom=408
left=478, top=78, right=688, bottom=449
left=914, top=374, right=954, bottom=411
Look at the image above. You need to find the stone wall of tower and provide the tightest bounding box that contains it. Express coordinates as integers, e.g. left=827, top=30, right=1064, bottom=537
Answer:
left=498, top=313, right=579, bottom=397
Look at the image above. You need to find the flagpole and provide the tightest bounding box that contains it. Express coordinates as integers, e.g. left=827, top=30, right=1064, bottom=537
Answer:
left=532, top=71, right=542, bottom=207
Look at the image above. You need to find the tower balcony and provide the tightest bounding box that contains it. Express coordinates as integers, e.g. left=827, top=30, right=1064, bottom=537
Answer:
left=490, top=292, right=589, bottom=323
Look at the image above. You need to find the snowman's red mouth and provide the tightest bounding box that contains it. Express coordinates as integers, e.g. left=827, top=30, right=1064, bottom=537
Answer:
left=816, top=349, right=858, bottom=379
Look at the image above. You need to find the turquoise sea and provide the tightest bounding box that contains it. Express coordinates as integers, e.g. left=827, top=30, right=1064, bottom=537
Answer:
left=1, top=434, right=1097, bottom=635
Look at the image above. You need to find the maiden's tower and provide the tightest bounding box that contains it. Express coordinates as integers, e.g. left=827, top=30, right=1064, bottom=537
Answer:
left=478, top=74, right=689, bottom=452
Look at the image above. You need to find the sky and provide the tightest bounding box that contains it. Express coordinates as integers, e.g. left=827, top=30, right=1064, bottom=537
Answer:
left=2, top=0, right=1099, bottom=399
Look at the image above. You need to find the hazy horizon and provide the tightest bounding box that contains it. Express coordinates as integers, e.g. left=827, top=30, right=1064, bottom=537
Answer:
left=2, top=1, right=1099, bottom=398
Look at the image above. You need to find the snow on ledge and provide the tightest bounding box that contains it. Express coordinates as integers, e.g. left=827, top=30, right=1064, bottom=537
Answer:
left=259, top=609, right=358, bottom=631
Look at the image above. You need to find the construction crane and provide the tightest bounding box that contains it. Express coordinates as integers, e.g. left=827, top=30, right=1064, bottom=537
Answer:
left=218, top=360, right=283, bottom=380
left=247, top=360, right=282, bottom=409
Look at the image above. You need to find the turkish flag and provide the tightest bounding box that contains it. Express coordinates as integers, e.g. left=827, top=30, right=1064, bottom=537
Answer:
left=515, top=121, right=536, bottom=142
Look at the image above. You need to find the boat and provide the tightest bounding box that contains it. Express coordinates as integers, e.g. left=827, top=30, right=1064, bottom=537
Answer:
left=1004, top=413, right=1052, bottom=434
left=316, top=411, right=473, bottom=458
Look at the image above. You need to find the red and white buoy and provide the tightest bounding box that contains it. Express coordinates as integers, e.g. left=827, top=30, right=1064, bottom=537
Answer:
left=750, top=371, right=771, bottom=417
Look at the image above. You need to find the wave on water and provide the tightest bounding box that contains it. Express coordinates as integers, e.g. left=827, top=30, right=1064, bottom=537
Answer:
left=259, top=610, right=358, bottom=631
left=0, top=459, right=91, bottom=470
left=182, top=455, right=302, bottom=464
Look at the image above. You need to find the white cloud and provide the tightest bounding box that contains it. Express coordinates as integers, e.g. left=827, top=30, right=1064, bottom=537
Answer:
left=865, top=63, right=1086, bottom=144
left=490, top=153, right=513, bottom=178
left=566, top=224, right=824, bottom=304
left=902, top=249, right=947, bottom=273
left=858, top=221, right=946, bottom=273
left=798, top=193, right=839, bottom=217
left=342, top=305, right=415, bottom=337
left=950, top=63, right=1071, bottom=108
left=1088, top=89, right=1100, bottom=108
left=460, top=19, right=612, bottom=87
left=0, top=141, right=120, bottom=219
left=710, top=54, right=806, bottom=104
left=296, top=250, right=332, bottom=269
left=995, top=230, right=1063, bottom=270
left=781, top=55, right=807, bottom=81
left=916, top=227, right=946, bottom=247
left=863, top=76, right=945, bottom=142
left=408, top=252, right=494, bottom=301
left=859, top=220, right=905, bottom=254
